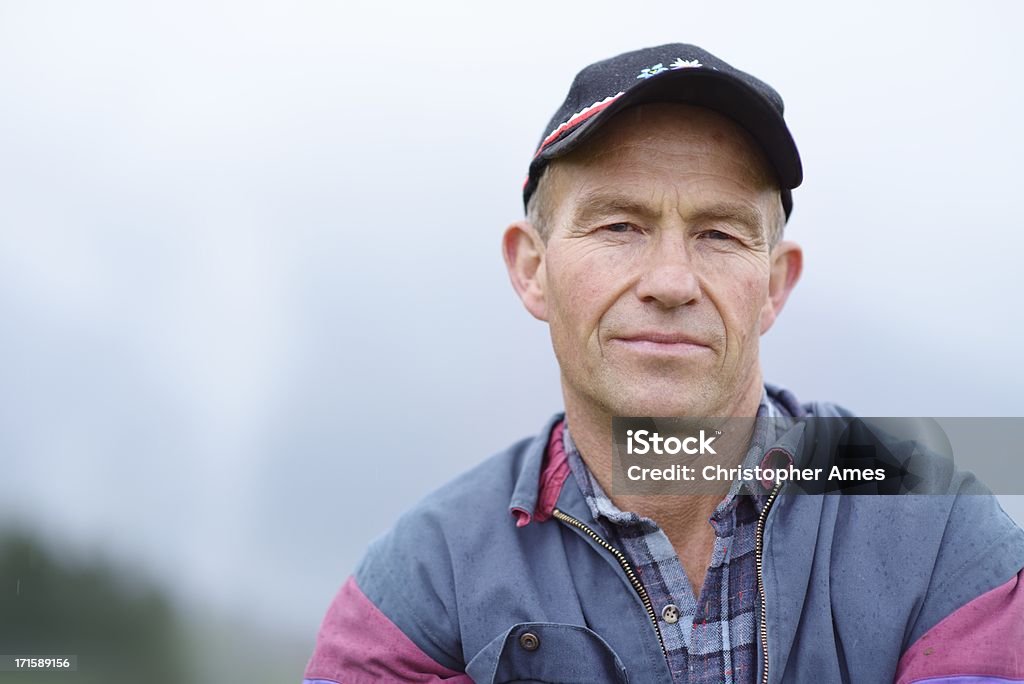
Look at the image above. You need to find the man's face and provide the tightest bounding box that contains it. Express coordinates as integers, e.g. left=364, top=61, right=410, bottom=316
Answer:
left=511, top=103, right=799, bottom=419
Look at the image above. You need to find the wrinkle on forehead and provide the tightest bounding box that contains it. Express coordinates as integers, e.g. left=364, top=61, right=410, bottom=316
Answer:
left=565, top=103, right=779, bottom=191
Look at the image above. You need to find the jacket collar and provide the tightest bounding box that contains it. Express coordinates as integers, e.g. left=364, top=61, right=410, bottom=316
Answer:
left=508, top=412, right=565, bottom=527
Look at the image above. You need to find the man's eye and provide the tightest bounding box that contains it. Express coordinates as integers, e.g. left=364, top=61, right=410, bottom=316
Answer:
left=603, top=223, right=633, bottom=233
left=700, top=229, right=734, bottom=240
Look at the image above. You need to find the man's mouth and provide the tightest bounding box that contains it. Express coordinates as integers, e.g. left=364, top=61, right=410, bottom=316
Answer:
left=610, top=331, right=712, bottom=354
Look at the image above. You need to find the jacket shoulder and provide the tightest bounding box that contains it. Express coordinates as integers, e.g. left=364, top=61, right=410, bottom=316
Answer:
left=351, top=423, right=552, bottom=671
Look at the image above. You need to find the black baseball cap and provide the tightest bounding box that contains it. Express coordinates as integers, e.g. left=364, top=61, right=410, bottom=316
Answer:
left=523, top=44, right=803, bottom=219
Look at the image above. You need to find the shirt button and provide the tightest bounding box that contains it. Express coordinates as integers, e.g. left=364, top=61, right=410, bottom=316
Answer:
left=661, top=604, right=680, bottom=624
left=519, top=632, right=540, bottom=651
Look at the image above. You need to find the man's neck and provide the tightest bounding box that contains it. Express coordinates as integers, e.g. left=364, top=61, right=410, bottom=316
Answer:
left=562, top=378, right=765, bottom=533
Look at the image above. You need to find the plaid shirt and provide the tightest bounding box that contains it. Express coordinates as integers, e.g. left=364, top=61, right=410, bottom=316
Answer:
left=563, top=394, right=791, bottom=684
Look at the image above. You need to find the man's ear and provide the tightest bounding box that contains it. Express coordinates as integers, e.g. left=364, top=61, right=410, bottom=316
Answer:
left=759, top=240, right=803, bottom=335
left=502, top=220, right=548, bottom=321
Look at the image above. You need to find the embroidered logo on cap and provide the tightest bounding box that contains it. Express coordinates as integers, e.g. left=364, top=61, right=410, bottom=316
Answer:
left=669, top=58, right=702, bottom=69
left=637, top=63, right=668, bottom=79
left=638, top=58, right=704, bottom=80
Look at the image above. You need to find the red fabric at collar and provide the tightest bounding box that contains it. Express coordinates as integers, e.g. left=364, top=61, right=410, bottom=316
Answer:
left=512, top=420, right=571, bottom=527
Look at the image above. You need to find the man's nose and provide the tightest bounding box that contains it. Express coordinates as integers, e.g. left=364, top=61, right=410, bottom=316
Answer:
left=634, top=238, right=701, bottom=308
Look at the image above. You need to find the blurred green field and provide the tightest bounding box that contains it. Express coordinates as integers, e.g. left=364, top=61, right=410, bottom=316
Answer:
left=0, top=530, right=311, bottom=684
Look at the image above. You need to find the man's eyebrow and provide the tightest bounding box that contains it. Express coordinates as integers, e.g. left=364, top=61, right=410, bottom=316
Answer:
left=688, top=202, right=766, bottom=237
left=571, top=194, right=767, bottom=237
left=570, top=191, right=663, bottom=223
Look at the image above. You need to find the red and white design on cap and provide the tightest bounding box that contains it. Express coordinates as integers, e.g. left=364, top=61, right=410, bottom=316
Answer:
left=533, top=91, right=626, bottom=158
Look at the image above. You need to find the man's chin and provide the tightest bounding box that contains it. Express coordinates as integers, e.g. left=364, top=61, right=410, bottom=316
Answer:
left=606, top=390, right=712, bottom=418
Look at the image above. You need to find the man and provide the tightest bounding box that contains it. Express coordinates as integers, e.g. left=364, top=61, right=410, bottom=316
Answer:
left=304, top=44, right=1024, bottom=683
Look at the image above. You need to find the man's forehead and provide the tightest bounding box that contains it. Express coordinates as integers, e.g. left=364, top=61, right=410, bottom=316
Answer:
left=543, top=103, right=781, bottom=206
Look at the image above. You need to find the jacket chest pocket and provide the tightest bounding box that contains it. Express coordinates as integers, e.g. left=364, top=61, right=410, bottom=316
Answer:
left=465, top=622, right=629, bottom=684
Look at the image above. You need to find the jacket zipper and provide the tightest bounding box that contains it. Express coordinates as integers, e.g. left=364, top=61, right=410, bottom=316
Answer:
left=755, top=483, right=783, bottom=684
left=551, top=507, right=669, bottom=663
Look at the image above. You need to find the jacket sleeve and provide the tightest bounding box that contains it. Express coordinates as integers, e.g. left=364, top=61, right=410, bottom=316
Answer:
left=303, top=499, right=473, bottom=684
left=894, top=568, right=1024, bottom=684
left=893, top=485, right=1024, bottom=684
left=303, top=575, right=472, bottom=684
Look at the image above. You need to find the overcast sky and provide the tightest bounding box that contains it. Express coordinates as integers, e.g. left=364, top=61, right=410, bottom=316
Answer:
left=1, top=0, right=1022, bottom=642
